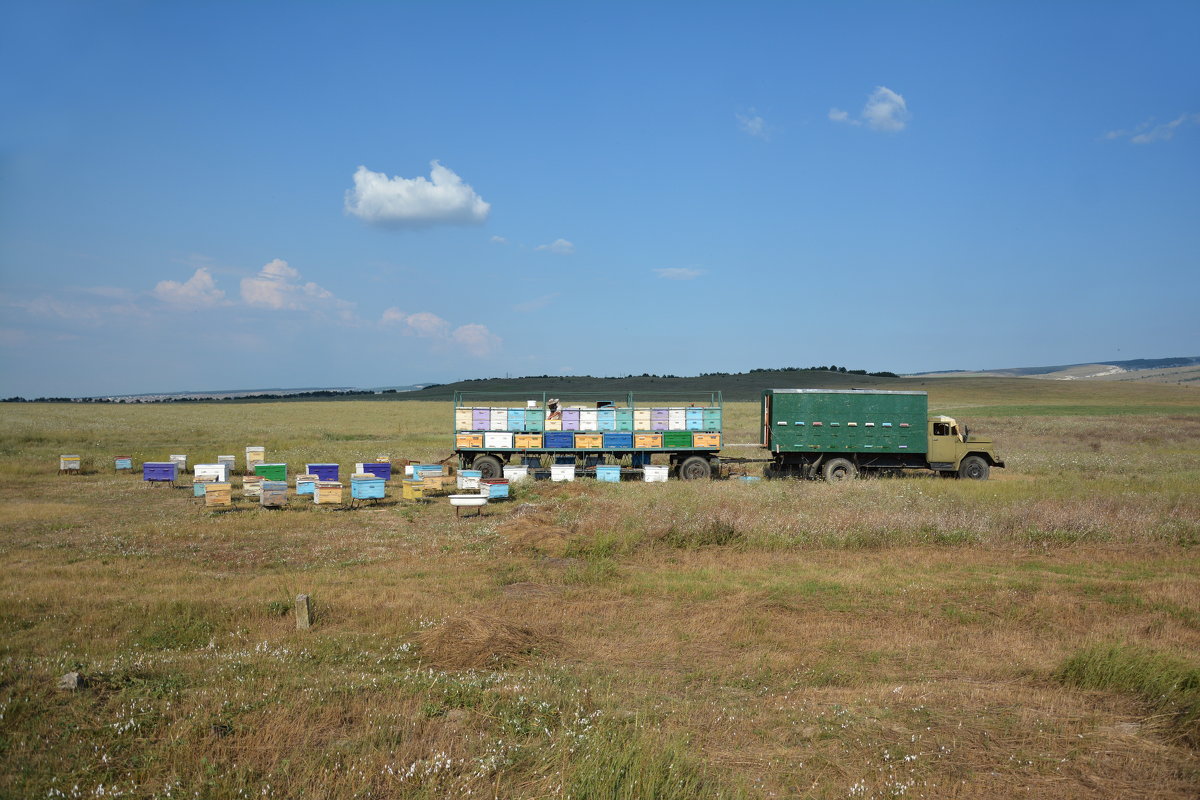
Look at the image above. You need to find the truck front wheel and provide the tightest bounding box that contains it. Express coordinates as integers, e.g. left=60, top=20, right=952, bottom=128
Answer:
left=822, top=458, right=857, bottom=482
left=957, top=456, right=989, bottom=480
left=678, top=456, right=712, bottom=480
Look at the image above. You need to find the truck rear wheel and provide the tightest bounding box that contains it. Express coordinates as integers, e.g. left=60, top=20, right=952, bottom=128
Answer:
left=957, top=456, right=989, bottom=480
left=822, top=458, right=857, bottom=482
left=678, top=456, right=712, bottom=480
left=473, top=455, right=504, bottom=480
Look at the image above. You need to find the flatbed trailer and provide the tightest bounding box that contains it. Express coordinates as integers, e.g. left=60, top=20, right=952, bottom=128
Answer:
left=452, top=390, right=724, bottom=480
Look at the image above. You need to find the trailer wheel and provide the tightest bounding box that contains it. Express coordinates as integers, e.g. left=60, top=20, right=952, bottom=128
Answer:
left=678, top=456, right=712, bottom=480
left=473, top=455, right=504, bottom=480
left=822, top=458, right=857, bottom=482
left=957, top=456, right=989, bottom=481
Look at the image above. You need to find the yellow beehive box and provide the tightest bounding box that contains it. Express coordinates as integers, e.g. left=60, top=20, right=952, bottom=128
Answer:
left=402, top=479, right=425, bottom=501
left=454, top=408, right=474, bottom=430
left=575, top=433, right=602, bottom=449
left=514, top=433, right=543, bottom=448
left=456, top=433, right=484, bottom=448
left=59, top=455, right=81, bottom=472
left=315, top=481, right=343, bottom=504
left=544, top=418, right=563, bottom=431
left=205, top=483, right=232, bottom=507
left=692, top=433, right=721, bottom=449
left=245, top=447, right=265, bottom=470
left=634, top=434, right=663, bottom=448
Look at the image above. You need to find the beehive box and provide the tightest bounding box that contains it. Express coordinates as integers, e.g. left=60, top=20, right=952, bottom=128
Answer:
left=595, top=465, right=621, bottom=483
left=242, top=475, right=264, bottom=497
left=217, top=455, right=236, bottom=475
left=489, top=409, right=508, bottom=431
left=634, top=409, right=652, bottom=429
left=314, top=481, right=343, bottom=504
left=351, top=474, right=386, bottom=500
left=355, top=461, right=393, bottom=481
left=456, top=432, right=483, bottom=448
left=59, top=455, right=82, bottom=472
left=295, top=474, right=317, bottom=495
left=692, top=433, right=721, bottom=449
left=544, top=417, right=563, bottom=431
left=662, top=431, right=693, bottom=448
left=261, top=480, right=288, bottom=508
left=667, top=410, right=686, bottom=430
left=457, top=469, right=482, bottom=490
left=205, top=482, right=233, bottom=507
left=114, top=456, right=132, bottom=471
left=471, top=408, right=490, bottom=429
left=514, top=433, right=543, bottom=449
left=194, top=463, right=230, bottom=483
left=245, top=447, right=265, bottom=470
left=421, top=475, right=456, bottom=494
left=455, top=408, right=475, bottom=430
left=603, top=432, right=633, bottom=449
left=413, top=465, right=443, bottom=479
left=575, top=433, right=602, bottom=449
left=525, top=409, right=545, bottom=431
left=483, top=432, right=514, bottom=449
left=561, top=409, right=580, bottom=430
left=306, top=463, right=339, bottom=482
left=550, top=464, right=575, bottom=482
left=702, top=409, right=722, bottom=430
left=254, top=463, right=287, bottom=481
left=401, top=479, right=424, bottom=501
left=193, top=477, right=214, bottom=497
left=142, top=462, right=177, bottom=483
left=503, top=465, right=529, bottom=482
left=506, top=408, right=526, bottom=431
left=579, top=409, right=599, bottom=431
left=643, top=465, right=669, bottom=482
left=480, top=478, right=509, bottom=499
left=169, top=454, right=188, bottom=474
left=544, top=431, right=573, bottom=448
left=634, top=433, right=663, bottom=448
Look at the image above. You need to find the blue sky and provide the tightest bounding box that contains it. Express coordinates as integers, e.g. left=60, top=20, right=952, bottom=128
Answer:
left=2, top=1, right=1197, bottom=396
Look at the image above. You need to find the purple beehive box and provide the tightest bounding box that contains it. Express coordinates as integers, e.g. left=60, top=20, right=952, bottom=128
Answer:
left=306, top=463, right=339, bottom=482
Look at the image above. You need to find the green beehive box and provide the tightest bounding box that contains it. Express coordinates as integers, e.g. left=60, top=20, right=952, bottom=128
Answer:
left=662, top=431, right=693, bottom=448
left=762, top=389, right=927, bottom=454
left=254, top=463, right=287, bottom=481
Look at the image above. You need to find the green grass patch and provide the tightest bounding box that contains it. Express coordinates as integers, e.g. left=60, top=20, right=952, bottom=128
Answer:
left=1055, top=644, right=1200, bottom=746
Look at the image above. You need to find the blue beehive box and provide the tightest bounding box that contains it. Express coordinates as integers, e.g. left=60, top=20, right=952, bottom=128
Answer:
left=545, top=431, right=574, bottom=448
left=413, top=464, right=442, bottom=479
left=703, top=409, right=722, bottom=430
left=481, top=479, right=509, bottom=499
left=351, top=476, right=386, bottom=500
left=307, top=463, right=339, bottom=482
left=296, top=476, right=316, bottom=495
left=603, top=432, right=633, bottom=448
left=193, top=481, right=209, bottom=497
left=595, top=465, right=621, bottom=483
left=143, top=462, right=176, bottom=482
left=114, top=456, right=133, bottom=471
left=507, top=408, right=526, bottom=431
left=363, top=461, right=392, bottom=481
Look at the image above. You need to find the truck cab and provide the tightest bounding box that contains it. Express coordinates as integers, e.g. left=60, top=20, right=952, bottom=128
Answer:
left=927, top=415, right=1005, bottom=479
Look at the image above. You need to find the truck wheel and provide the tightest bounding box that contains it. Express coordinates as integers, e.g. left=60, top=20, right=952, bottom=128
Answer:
left=822, top=458, right=857, bottom=482
left=957, top=456, right=989, bottom=480
left=473, top=455, right=503, bottom=480
left=678, top=456, right=712, bottom=480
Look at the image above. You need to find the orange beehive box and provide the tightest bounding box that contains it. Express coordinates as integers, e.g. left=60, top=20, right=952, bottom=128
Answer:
left=575, top=433, right=603, bottom=449
left=634, top=433, right=663, bottom=448
left=456, top=433, right=484, bottom=448
left=692, top=433, right=721, bottom=449
left=514, top=434, right=543, bottom=449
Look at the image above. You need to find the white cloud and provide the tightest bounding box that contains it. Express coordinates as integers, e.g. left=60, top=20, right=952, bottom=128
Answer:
left=535, top=238, right=574, bottom=255
left=1105, top=113, right=1200, bottom=144
left=240, top=258, right=355, bottom=320
left=737, top=110, right=769, bottom=140
left=344, top=161, right=491, bottom=227
left=654, top=267, right=704, bottom=280
left=490, top=235, right=508, bottom=244
left=512, top=293, right=558, bottom=313
left=830, top=86, right=910, bottom=132
left=380, top=308, right=500, bottom=357
left=153, top=267, right=226, bottom=308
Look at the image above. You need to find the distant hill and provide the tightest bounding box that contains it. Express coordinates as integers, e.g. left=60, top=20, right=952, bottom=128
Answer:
left=910, top=356, right=1200, bottom=386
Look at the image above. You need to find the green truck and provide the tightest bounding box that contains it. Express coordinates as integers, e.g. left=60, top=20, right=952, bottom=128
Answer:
left=761, top=389, right=1004, bottom=480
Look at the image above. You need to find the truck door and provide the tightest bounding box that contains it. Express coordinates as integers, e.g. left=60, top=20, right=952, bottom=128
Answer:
left=927, top=419, right=957, bottom=467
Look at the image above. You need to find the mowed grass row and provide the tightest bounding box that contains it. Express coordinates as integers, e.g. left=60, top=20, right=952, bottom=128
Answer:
left=1, top=381, right=1198, bottom=799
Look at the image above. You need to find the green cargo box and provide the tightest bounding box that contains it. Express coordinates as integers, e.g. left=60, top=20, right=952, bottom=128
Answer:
left=763, top=389, right=927, bottom=455
left=254, top=463, right=287, bottom=481
left=662, top=431, right=694, bottom=448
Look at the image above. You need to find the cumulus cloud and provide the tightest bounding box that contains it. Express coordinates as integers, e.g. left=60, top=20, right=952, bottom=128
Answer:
left=1105, top=113, right=1200, bottom=144
left=830, top=86, right=910, bottom=132
left=737, top=110, right=769, bottom=140
left=153, top=267, right=226, bottom=308
left=654, top=267, right=704, bottom=280
left=535, top=238, right=575, bottom=255
left=240, top=259, right=355, bottom=320
left=344, top=161, right=490, bottom=227
left=380, top=308, right=501, bottom=357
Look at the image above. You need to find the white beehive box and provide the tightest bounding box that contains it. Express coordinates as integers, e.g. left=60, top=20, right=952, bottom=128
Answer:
left=483, top=432, right=514, bottom=449
left=551, top=464, right=575, bottom=482
left=579, top=409, right=598, bottom=431
left=194, top=463, right=230, bottom=482
left=489, top=408, right=507, bottom=431
left=643, top=465, right=669, bottom=482
left=169, top=454, right=188, bottom=474
left=503, top=465, right=529, bottom=482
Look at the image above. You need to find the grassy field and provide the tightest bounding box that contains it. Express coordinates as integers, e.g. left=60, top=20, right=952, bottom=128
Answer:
left=1, top=379, right=1198, bottom=799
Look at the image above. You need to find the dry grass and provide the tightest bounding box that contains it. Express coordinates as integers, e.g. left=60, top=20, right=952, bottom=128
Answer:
left=1, top=388, right=1198, bottom=798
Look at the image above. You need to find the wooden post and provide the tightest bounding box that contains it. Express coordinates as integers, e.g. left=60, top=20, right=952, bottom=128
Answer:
left=296, top=594, right=312, bottom=630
